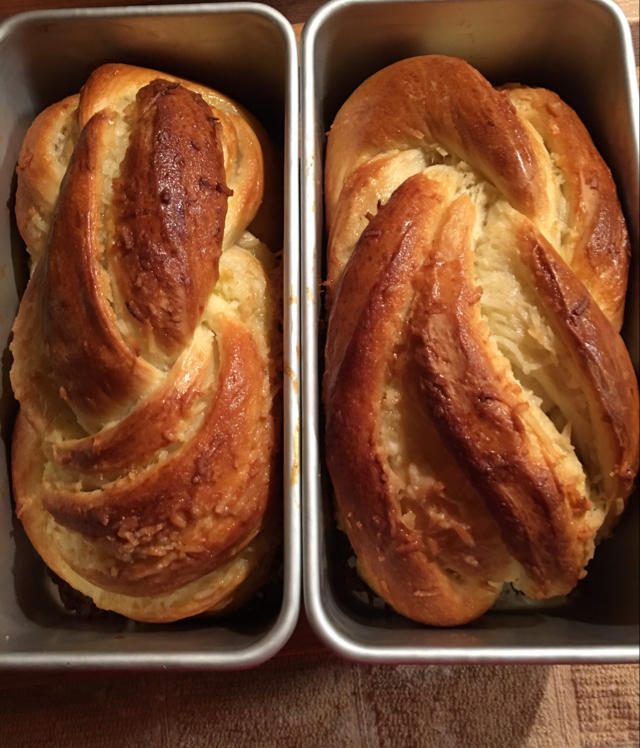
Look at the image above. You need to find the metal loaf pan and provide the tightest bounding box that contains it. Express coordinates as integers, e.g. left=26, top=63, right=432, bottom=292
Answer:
left=302, top=0, right=639, bottom=664
left=0, top=3, right=300, bottom=669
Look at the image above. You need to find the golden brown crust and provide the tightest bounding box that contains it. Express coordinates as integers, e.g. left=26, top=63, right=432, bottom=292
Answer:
left=515, top=224, right=639, bottom=529
left=406, top=198, right=588, bottom=597
left=111, top=80, right=229, bottom=358
left=15, top=95, right=79, bottom=265
left=39, top=112, right=159, bottom=427
left=325, top=177, right=507, bottom=625
left=39, top=317, right=275, bottom=597
left=325, top=56, right=546, bottom=230
left=11, top=64, right=281, bottom=622
left=505, top=87, right=630, bottom=330
left=324, top=56, right=638, bottom=626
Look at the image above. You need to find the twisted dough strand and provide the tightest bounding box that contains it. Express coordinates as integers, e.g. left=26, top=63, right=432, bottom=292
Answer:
left=326, top=56, right=629, bottom=328
left=11, top=64, right=281, bottom=622
left=324, top=56, right=638, bottom=626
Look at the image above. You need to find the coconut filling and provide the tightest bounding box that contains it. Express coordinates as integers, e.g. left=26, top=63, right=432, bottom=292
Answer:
left=40, top=506, right=270, bottom=616
left=41, top=239, right=276, bottom=492
left=380, top=374, right=514, bottom=590
left=41, top=323, right=217, bottom=491
left=39, top=86, right=275, bottom=485
left=366, top=158, right=518, bottom=589
left=422, top=154, right=600, bottom=573
left=369, top=140, right=602, bottom=597
left=33, top=240, right=276, bottom=599
left=14, top=79, right=280, bottom=615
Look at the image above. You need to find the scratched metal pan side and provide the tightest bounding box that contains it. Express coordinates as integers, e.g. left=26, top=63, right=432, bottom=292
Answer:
left=301, top=0, right=639, bottom=664
left=0, top=3, right=300, bottom=670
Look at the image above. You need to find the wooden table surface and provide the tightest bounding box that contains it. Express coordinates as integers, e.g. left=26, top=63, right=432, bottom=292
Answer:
left=0, top=1, right=638, bottom=746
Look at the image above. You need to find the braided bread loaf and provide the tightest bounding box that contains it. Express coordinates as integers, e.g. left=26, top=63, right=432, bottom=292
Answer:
left=324, top=56, right=638, bottom=626
left=11, top=64, right=281, bottom=622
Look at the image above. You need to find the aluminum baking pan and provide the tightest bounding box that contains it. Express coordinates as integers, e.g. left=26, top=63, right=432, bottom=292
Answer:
left=301, top=0, right=639, bottom=664
left=0, top=3, right=300, bottom=670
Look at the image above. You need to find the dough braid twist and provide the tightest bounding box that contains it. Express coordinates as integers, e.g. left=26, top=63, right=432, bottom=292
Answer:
left=324, top=56, right=638, bottom=626
left=11, top=64, right=281, bottom=622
